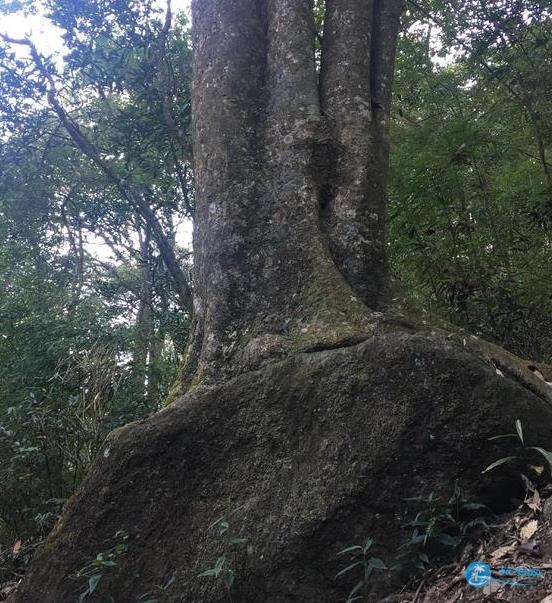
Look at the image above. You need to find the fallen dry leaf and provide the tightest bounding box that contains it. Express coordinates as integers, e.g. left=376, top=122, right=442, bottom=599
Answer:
left=0, top=582, right=18, bottom=596
left=520, top=519, right=539, bottom=541
left=522, top=475, right=542, bottom=511
left=527, top=494, right=542, bottom=511
left=12, top=539, right=22, bottom=556
left=490, top=544, right=516, bottom=561
left=483, top=579, right=502, bottom=596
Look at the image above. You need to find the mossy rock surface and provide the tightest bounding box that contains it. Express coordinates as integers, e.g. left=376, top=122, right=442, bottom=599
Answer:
left=12, top=330, right=552, bottom=602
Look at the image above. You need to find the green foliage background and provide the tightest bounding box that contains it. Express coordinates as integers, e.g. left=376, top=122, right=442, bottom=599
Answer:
left=390, top=0, right=552, bottom=360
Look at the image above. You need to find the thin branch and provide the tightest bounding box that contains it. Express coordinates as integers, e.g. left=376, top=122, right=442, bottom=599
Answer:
left=60, top=187, right=85, bottom=309
left=155, top=0, right=195, bottom=217
left=2, top=33, right=194, bottom=313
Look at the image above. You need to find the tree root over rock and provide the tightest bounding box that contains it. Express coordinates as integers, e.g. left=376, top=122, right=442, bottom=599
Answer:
left=9, top=329, right=552, bottom=602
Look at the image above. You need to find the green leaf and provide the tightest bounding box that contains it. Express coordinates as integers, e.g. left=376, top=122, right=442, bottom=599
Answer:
left=368, top=557, right=387, bottom=570
left=88, top=573, right=102, bottom=595
left=223, top=570, right=235, bottom=590
left=462, top=518, right=489, bottom=533
left=488, top=434, right=517, bottom=441
left=418, top=552, right=430, bottom=564
left=515, top=419, right=524, bottom=445
left=481, top=456, right=518, bottom=473
left=346, top=580, right=364, bottom=602
left=208, top=516, right=229, bottom=533
left=231, top=537, right=248, bottom=545
left=337, top=545, right=363, bottom=557
left=335, top=561, right=363, bottom=579
left=434, top=533, right=459, bottom=547
left=461, top=502, right=490, bottom=512
left=362, top=538, right=374, bottom=553
left=410, top=533, right=426, bottom=545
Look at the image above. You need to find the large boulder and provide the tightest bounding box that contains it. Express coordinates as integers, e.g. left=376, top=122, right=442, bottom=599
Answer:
left=12, top=331, right=552, bottom=602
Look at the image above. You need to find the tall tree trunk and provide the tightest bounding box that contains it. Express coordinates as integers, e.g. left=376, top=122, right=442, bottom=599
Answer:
left=184, top=0, right=404, bottom=386
left=147, top=327, right=161, bottom=404
left=132, top=224, right=154, bottom=399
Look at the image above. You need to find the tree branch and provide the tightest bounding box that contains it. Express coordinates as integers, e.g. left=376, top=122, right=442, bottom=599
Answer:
left=155, top=0, right=195, bottom=216
left=2, top=33, right=194, bottom=313
left=60, top=188, right=85, bottom=309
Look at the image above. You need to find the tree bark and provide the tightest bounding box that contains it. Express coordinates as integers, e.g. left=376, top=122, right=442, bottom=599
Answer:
left=132, top=224, right=154, bottom=399
left=184, top=0, right=404, bottom=386
left=320, top=0, right=402, bottom=307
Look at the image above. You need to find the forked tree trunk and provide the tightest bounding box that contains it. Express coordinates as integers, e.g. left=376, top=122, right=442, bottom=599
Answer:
left=183, top=0, right=403, bottom=386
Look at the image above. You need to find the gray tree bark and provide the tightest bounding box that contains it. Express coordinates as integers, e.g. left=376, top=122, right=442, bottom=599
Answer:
left=184, top=0, right=404, bottom=386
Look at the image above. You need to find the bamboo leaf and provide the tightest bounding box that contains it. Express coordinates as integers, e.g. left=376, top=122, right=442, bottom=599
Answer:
left=515, top=419, right=524, bottom=445
left=482, top=456, right=518, bottom=473
left=335, top=561, right=363, bottom=579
